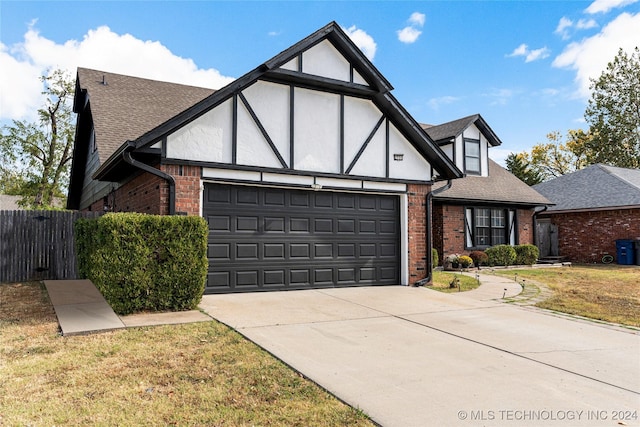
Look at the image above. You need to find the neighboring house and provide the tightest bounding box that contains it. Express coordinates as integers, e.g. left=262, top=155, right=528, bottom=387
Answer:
left=0, top=195, right=22, bottom=210
left=67, top=22, right=464, bottom=293
left=533, top=164, right=640, bottom=263
left=422, top=115, right=552, bottom=261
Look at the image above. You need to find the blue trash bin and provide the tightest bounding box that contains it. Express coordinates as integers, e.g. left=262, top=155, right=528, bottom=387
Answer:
left=615, top=239, right=635, bottom=265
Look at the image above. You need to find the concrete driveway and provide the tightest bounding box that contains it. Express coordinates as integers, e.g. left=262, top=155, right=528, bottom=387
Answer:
left=200, top=286, right=640, bottom=427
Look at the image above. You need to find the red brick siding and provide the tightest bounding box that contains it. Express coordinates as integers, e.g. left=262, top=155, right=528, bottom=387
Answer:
left=114, top=171, right=165, bottom=214
left=407, top=183, right=431, bottom=283
left=432, top=203, right=536, bottom=262
left=161, top=164, right=202, bottom=216
left=541, top=208, right=640, bottom=263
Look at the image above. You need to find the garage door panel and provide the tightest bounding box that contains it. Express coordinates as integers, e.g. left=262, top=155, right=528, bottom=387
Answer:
left=204, top=183, right=399, bottom=293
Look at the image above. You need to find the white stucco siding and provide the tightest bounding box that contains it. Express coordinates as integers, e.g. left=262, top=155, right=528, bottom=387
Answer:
left=241, top=81, right=290, bottom=165
left=166, top=99, right=233, bottom=163
left=236, top=101, right=282, bottom=168
left=388, top=124, right=432, bottom=180
left=302, top=40, right=351, bottom=82
left=293, top=88, right=341, bottom=173
left=348, top=126, right=386, bottom=177
left=343, top=97, right=384, bottom=170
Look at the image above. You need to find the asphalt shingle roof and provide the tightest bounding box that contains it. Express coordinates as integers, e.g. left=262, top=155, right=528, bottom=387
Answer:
left=77, top=68, right=216, bottom=164
left=421, top=114, right=502, bottom=147
left=533, top=164, right=640, bottom=211
left=433, top=159, right=552, bottom=206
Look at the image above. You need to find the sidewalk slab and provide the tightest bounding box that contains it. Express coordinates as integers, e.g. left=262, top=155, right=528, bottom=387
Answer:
left=121, top=310, right=212, bottom=327
left=44, top=279, right=125, bottom=336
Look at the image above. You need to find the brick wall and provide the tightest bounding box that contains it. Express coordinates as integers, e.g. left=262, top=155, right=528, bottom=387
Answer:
left=161, top=164, right=202, bottom=216
left=84, top=165, right=203, bottom=216
left=432, top=203, right=537, bottom=263
left=407, top=183, right=430, bottom=284
left=541, top=208, right=640, bottom=263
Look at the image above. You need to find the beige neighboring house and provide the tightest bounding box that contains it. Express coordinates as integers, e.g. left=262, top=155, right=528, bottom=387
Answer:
left=0, top=195, right=23, bottom=210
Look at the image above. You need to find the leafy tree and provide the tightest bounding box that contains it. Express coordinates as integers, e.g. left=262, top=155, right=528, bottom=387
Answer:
left=523, top=130, right=590, bottom=181
left=584, top=47, right=640, bottom=169
left=505, top=152, right=544, bottom=186
left=0, top=69, right=74, bottom=208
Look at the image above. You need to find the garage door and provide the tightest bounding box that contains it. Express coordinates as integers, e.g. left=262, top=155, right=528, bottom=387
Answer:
left=203, top=183, right=400, bottom=293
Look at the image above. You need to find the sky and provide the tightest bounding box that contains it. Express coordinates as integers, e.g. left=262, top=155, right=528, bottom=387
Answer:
left=1, top=0, right=639, bottom=165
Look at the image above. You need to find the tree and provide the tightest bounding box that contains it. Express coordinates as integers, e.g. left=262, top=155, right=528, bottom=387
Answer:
left=521, top=130, right=590, bottom=181
left=0, top=69, right=75, bottom=208
left=505, top=152, right=544, bottom=186
left=584, top=47, right=640, bottom=169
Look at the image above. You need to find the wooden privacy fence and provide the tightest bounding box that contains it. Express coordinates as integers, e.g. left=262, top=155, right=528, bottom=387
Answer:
left=0, top=210, right=101, bottom=283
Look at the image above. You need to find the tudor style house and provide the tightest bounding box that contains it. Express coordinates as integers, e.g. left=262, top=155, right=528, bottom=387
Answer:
left=67, top=22, right=464, bottom=293
left=68, top=22, right=551, bottom=293
left=422, top=115, right=551, bottom=260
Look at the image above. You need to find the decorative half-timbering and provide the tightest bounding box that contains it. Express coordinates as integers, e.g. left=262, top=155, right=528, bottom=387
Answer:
left=68, top=22, right=466, bottom=292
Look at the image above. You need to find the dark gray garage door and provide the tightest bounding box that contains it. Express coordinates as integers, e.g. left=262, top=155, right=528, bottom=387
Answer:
left=203, top=183, right=400, bottom=293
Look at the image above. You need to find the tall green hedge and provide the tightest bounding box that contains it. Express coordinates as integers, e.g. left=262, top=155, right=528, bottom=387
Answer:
left=75, top=213, right=208, bottom=315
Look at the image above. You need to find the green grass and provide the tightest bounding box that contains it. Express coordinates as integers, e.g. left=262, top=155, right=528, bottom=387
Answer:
left=428, top=271, right=481, bottom=293
left=493, top=266, right=640, bottom=327
left=0, top=282, right=373, bottom=426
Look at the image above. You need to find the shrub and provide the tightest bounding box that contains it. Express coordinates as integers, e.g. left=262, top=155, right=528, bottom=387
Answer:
left=458, top=255, right=473, bottom=268
left=515, top=244, right=539, bottom=265
left=432, top=248, right=439, bottom=267
left=75, top=213, right=208, bottom=315
left=485, top=245, right=517, bottom=266
left=469, top=250, right=489, bottom=267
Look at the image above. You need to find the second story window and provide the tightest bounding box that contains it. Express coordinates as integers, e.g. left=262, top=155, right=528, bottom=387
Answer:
left=464, top=138, right=480, bottom=174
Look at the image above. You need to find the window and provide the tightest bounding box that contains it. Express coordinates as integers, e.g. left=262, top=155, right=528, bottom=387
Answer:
left=465, top=207, right=515, bottom=248
left=464, top=138, right=480, bottom=174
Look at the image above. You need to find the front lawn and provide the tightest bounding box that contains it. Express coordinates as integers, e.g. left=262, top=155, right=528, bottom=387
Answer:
left=494, top=266, right=640, bottom=327
left=429, top=271, right=480, bottom=293
left=0, top=281, right=373, bottom=426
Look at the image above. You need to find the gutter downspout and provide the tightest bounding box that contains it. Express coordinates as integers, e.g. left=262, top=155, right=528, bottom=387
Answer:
left=122, top=140, right=176, bottom=215
left=415, top=179, right=453, bottom=286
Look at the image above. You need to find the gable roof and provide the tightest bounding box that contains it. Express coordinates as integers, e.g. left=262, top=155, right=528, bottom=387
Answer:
left=422, top=114, right=502, bottom=147
left=73, top=68, right=215, bottom=165
left=432, top=159, right=552, bottom=207
left=533, top=164, right=640, bottom=212
left=82, top=21, right=461, bottom=183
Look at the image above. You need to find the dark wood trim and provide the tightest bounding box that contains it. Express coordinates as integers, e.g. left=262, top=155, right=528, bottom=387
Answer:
left=289, top=85, right=295, bottom=169
left=232, top=93, right=238, bottom=164
left=340, top=94, right=345, bottom=174
left=262, top=69, right=376, bottom=98
left=385, top=119, right=390, bottom=178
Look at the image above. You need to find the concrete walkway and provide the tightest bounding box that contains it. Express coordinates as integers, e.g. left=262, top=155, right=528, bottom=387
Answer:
left=44, top=280, right=212, bottom=336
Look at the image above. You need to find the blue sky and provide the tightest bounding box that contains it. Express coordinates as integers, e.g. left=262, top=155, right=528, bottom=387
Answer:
left=1, top=0, right=639, bottom=164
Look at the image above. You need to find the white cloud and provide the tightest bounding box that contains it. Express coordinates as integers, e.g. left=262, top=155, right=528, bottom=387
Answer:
left=397, top=27, right=422, bottom=44
left=526, top=47, right=551, bottom=62
left=343, top=25, right=377, bottom=61
left=509, top=43, right=529, bottom=56
left=0, top=24, right=235, bottom=121
left=553, top=12, right=640, bottom=97
left=484, top=88, right=515, bottom=106
left=507, top=44, right=550, bottom=62
left=555, top=17, right=573, bottom=39
left=397, top=12, right=425, bottom=44
left=585, top=0, right=638, bottom=14
left=427, top=95, right=460, bottom=110
left=576, top=18, right=599, bottom=29
left=409, top=12, right=426, bottom=27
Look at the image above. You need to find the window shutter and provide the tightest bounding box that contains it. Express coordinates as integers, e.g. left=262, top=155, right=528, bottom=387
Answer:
left=465, top=208, right=474, bottom=248
left=508, top=209, right=516, bottom=245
